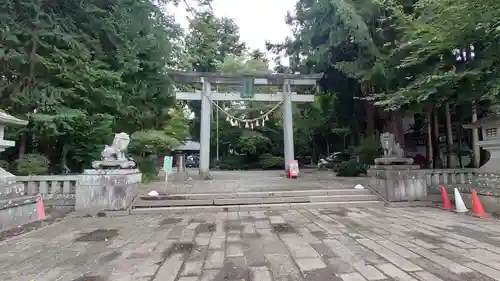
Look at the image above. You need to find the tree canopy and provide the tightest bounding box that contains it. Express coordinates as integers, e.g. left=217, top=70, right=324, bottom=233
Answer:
left=3, top=0, right=499, bottom=174
left=1, top=0, right=183, bottom=171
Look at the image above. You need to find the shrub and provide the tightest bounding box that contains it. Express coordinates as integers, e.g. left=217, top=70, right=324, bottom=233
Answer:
left=0, top=160, right=9, bottom=170
left=15, top=154, right=50, bottom=176
left=219, top=155, right=259, bottom=170
left=335, top=159, right=366, bottom=177
left=260, top=156, right=284, bottom=170
left=356, top=136, right=382, bottom=165
left=136, top=155, right=159, bottom=182
left=259, top=153, right=273, bottom=160
left=129, top=130, right=181, bottom=156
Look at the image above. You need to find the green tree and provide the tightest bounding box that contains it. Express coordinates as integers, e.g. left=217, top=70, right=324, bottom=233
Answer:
left=0, top=0, right=185, bottom=172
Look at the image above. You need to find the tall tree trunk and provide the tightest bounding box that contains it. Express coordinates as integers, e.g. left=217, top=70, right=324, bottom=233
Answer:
left=366, top=102, right=375, bottom=136
left=426, top=111, right=433, bottom=168
left=432, top=106, right=442, bottom=168
left=18, top=135, right=25, bottom=157
left=361, top=82, right=375, bottom=135
left=387, top=110, right=405, bottom=149
left=471, top=103, right=480, bottom=168
left=457, top=107, right=464, bottom=168
left=444, top=102, right=456, bottom=167
left=395, top=110, right=405, bottom=149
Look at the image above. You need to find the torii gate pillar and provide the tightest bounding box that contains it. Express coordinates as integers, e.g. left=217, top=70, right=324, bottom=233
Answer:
left=199, top=78, right=212, bottom=178
left=282, top=79, right=294, bottom=165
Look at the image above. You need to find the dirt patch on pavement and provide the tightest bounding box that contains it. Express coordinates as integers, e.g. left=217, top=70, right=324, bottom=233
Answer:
left=196, top=223, right=216, bottom=233
left=75, top=229, right=118, bottom=242
left=162, top=242, right=195, bottom=259
left=159, top=217, right=182, bottom=225
left=272, top=223, right=296, bottom=233
left=225, top=220, right=244, bottom=231
left=214, top=258, right=251, bottom=281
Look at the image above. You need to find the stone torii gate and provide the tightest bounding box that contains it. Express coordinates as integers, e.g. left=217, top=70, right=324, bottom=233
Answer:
left=169, top=71, right=322, bottom=178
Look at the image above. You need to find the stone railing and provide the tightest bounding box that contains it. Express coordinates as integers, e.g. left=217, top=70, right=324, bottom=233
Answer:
left=16, top=175, right=79, bottom=195
left=422, top=168, right=477, bottom=194
left=15, top=175, right=80, bottom=206
left=367, top=166, right=478, bottom=203
left=1, top=175, right=79, bottom=230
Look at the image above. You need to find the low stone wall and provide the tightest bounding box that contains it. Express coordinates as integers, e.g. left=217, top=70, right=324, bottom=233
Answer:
left=0, top=175, right=78, bottom=231
left=16, top=175, right=79, bottom=207
left=423, top=168, right=477, bottom=194
left=375, top=167, right=500, bottom=213
left=368, top=167, right=482, bottom=203
left=0, top=195, right=38, bottom=230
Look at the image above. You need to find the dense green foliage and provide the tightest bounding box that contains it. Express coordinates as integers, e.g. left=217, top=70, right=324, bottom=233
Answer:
left=3, top=0, right=499, bottom=176
left=334, top=159, right=367, bottom=177
left=266, top=0, right=500, bottom=170
left=0, top=0, right=185, bottom=173
left=14, top=153, right=49, bottom=176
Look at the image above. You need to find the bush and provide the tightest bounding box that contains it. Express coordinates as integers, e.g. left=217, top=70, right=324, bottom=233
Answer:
left=219, top=155, right=259, bottom=170
left=0, top=160, right=9, bottom=170
left=335, top=159, right=366, bottom=177
left=356, top=136, right=382, bottom=165
left=136, top=155, right=159, bottom=182
left=15, top=154, right=50, bottom=176
left=129, top=130, right=181, bottom=156
left=260, top=156, right=284, bottom=170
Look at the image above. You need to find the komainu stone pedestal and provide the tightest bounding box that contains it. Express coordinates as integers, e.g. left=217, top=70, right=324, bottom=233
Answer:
left=368, top=165, right=427, bottom=201
left=75, top=169, right=141, bottom=213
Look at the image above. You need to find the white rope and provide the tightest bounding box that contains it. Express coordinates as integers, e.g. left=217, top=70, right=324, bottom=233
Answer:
left=200, top=85, right=293, bottom=128
left=209, top=98, right=283, bottom=122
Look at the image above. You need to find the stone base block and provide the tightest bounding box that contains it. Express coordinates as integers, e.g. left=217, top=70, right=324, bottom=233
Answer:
left=0, top=196, right=38, bottom=230
left=368, top=165, right=427, bottom=202
left=75, top=169, right=141, bottom=213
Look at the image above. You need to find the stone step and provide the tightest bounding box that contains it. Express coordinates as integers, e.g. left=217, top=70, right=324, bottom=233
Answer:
left=133, top=193, right=380, bottom=208
left=309, top=194, right=379, bottom=202
left=141, top=189, right=372, bottom=201
left=130, top=201, right=385, bottom=214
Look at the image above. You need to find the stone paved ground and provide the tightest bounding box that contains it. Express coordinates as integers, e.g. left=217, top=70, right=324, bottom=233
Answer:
left=145, top=170, right=369, bottom=194
left=2, top=207, right=500, bottom=280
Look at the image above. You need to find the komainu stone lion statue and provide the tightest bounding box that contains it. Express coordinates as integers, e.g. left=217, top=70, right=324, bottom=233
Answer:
left=380, top=132, right=395, bottom=157
left=101, top=133, right=130, bottom=161
left=92, top=132, right=135, bottom=169
left=375, top=132, right=413, bottom=165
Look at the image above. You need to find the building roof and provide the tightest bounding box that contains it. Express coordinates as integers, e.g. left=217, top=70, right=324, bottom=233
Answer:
left=463, top=116, right=500, bottom=129
left=178, top=140, right=200, bottom=151
left=0, top=110, right=28, bottom=126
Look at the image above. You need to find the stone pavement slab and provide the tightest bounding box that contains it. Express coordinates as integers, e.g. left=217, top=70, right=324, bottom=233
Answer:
left=3, top=207, right=500, bottom=280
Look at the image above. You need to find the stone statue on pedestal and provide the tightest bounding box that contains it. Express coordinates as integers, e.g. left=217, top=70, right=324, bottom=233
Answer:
left=77, top=132, right=141, bottom=213
left=368, top=132, right=426, bottom=202
left=92, top=133, right=136, bottom=169
left=375, top=132, right=414, bottom=165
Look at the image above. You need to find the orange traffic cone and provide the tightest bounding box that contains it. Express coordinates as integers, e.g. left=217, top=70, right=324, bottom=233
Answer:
left=440, top=185, right=452, bottom=210
left=471, top=189, right=487, bottom=218
left=36, top=194, right=47, bottom=220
